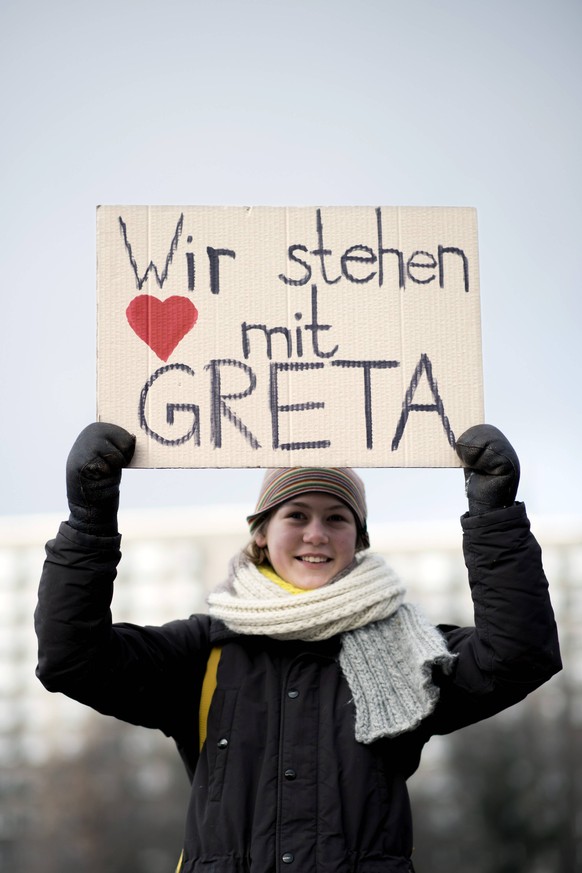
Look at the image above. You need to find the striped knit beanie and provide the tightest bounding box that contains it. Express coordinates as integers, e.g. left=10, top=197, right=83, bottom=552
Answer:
left=247, top=468, right=369, bottom=548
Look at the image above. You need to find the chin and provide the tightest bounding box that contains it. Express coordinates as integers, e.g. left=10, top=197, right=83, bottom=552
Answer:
left=296, top=576, right=332, bottom=590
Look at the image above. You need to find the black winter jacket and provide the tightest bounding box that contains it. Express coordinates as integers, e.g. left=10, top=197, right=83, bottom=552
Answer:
left=35, top=504, right=561, bottom=873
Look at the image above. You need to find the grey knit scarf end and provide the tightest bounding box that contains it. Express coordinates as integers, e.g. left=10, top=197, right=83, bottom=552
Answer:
left=340, top=605, right=456, bottom=743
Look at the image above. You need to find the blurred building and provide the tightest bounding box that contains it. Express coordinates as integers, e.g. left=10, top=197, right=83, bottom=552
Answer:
left=0, top=507, right=580, bottom=864
left=1, top=507, right=581, bottom=763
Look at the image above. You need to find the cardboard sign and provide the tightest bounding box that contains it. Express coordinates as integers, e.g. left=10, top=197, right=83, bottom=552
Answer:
left=97, top=206, right=483, bottom=468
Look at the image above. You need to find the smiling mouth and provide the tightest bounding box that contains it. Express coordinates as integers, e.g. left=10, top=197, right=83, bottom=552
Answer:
left=297, top=556, right=330, bottom=564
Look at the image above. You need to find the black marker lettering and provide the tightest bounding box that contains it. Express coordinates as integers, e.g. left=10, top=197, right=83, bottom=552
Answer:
left=312, top=209, right=341, bottom=285
left=294, top=312, right=304, bottom=358
left=438, top=245, right=469, bottom=293
left=407, top=251, right=437, bottom=285
left=270, top=361, right=329, bottom=451
left=375, top=207, right=405, bottom=289
left=241, top=323, right=292, bottom=360
left=205, top=359, right=260, bottom=449
left=186, top=252, right=195, bottom=291
left=304, top=284, right=339, bottom=358
left=331, top=359, right=400, bottom=448
left=340, top=245, right=377, bottom=284
left=207, top=247, right=236, bottom=295
left=391, top=353, right=455, bottom=451
left=139, top=363, right=199, bottom=445
left=279, top=244, right=312, bottom=286
left=120, top=213, right=183, bottom=291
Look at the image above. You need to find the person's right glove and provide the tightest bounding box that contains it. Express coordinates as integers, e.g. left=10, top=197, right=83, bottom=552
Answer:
left=455, top=424, right=520, bottom=516
left=66, top=422, right=136, bottom=536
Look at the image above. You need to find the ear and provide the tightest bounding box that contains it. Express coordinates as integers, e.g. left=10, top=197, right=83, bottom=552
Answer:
left=255, top=531, right=267, bottom=548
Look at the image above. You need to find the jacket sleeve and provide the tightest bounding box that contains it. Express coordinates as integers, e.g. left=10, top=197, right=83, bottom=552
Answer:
left=34, top=521, right=212, bottom=747
left=427, top=502, right=562, bottom=735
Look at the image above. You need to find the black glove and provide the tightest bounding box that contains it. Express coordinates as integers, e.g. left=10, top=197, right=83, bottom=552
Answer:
left=66, top=422, right=136, bottom=536
left=455, top=424, right=520, bottom=516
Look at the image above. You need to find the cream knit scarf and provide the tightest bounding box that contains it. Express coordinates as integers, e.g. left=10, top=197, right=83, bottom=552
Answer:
left=208, top=553, right=456, bottom=743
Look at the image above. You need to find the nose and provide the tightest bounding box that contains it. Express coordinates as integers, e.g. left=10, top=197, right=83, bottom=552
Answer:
left=303, top=519, right=329, bottom=544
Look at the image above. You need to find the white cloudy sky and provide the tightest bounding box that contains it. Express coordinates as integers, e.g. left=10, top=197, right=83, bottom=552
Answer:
left=1, top=0, right=580, bottom=525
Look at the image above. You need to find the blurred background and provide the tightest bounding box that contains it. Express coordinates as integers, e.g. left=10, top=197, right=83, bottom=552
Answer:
left=1, top=508, right=579, bottom=872
left=1, top=0, right=580, bottom=870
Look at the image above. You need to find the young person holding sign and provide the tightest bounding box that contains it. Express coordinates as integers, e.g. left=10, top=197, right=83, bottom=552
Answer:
left=35, top=423, right=561, bottom=873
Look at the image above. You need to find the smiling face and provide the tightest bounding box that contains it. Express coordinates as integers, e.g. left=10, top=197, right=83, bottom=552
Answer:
left=254, top=492, right=359, bottom=590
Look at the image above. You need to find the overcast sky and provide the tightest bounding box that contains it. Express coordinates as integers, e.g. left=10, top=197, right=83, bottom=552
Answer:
left=1, top=0, right=580, bottom=526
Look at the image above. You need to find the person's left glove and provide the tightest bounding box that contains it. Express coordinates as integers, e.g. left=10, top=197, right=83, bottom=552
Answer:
left=66, top=422, right=136, bottom=536
left=455, top=424, right=520, bottom=516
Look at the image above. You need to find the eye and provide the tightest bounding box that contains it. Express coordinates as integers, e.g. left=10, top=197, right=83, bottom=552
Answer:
left=328, top=513, right=349, bottom=523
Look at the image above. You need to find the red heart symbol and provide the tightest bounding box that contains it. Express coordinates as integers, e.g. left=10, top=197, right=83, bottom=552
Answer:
left=126, top=295, right=198, bottom=362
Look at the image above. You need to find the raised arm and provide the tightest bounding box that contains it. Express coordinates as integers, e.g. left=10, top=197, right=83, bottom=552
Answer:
left=36, top=422, right=136, bottom=690
left=35, top=423, right=211, bottom=751
left=428, top=425, right=562, bottom=734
